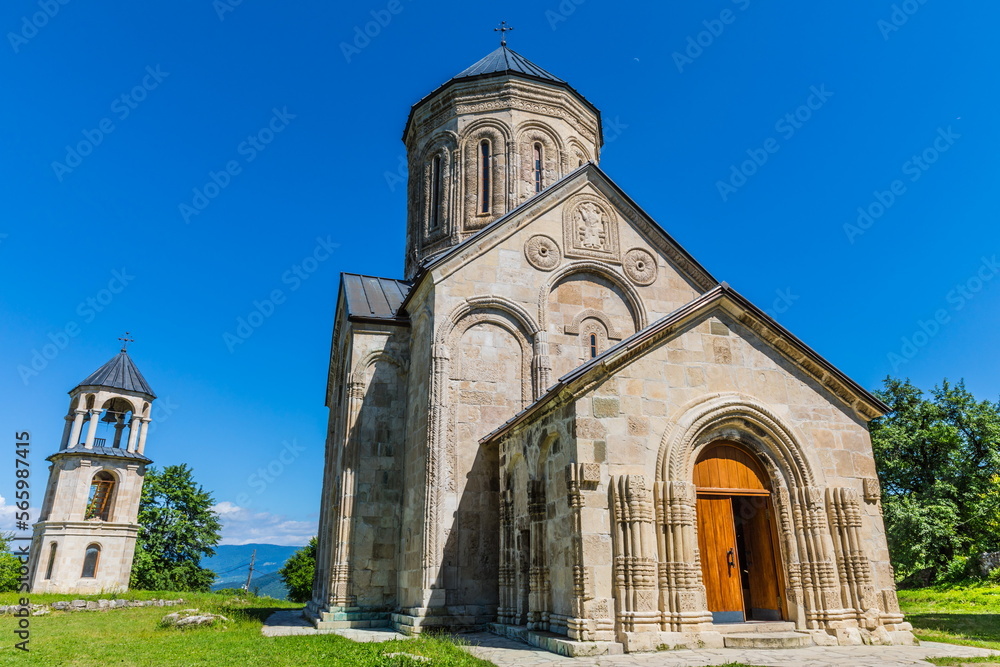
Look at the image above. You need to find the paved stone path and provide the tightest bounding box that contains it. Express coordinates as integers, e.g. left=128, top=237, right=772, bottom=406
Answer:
left=261, top=610, right=999, bottom=666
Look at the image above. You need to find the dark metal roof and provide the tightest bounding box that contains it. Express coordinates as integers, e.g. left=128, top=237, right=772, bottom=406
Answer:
left=48, top=446, right=152, bottom=464
left=76, top=350, right=156, bottom=398
left=342, top=273, right=411, bottom=324
left=480, top=284, right=890, bottom=444
left=453, top=45, right=564, bottom=83
left=403, top=46, right=601, bottom=146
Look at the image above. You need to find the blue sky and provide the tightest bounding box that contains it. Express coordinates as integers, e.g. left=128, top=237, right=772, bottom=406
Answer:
left=2, top=1, right=998, bottom=546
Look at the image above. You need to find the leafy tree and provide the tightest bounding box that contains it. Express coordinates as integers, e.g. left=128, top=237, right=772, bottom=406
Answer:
left=130, top=464, right=221, bottom=592
left=871, top=378, right=1000, bottom=583
left=279, top=537, right=316, bottom=603
left=0, top=533, right=21, bottom=592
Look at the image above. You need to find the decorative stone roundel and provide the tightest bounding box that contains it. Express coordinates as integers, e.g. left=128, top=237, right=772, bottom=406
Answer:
left=623, top=248, right=657, bottom=285
left=524, top=235, right=561, bottom=271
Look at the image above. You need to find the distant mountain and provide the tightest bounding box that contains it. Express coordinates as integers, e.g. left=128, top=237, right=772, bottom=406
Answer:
left=204, top=543, right=305, bottom=599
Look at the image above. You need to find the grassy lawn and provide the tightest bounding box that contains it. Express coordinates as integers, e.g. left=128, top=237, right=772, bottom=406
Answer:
left=898, top=585, right=1000, bottom=663
left=0, top=592, right=493, bottom=666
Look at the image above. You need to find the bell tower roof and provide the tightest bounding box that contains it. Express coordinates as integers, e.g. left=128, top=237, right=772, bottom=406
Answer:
left=75, top=349, right=156, bottom=398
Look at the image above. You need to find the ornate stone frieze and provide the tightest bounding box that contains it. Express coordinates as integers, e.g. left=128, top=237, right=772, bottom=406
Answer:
left=863, top=477, right=881, bottom=503
left=622, top=248, right=657, bottom=285
left=524, top=234, right=561, bottom=271
left=563, top=194, right=619, bottom=262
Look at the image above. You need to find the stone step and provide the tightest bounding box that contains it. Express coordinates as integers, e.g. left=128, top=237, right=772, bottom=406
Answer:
left=723, top=631, right=813, bottom=649
left=712, top=621, right=797, bottom=634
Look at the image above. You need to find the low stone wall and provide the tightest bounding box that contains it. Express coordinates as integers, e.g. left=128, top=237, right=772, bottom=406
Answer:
left=0, top=598, right=185, bottom=615
left=980, top=551, right=1000, bottom=577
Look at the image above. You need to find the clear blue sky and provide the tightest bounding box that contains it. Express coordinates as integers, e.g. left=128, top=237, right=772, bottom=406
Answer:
left=2, top=1, right=998, bottom=545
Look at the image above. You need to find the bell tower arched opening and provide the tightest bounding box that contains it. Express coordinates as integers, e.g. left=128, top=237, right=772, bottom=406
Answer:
left=694, top=442, right=786, bottom=624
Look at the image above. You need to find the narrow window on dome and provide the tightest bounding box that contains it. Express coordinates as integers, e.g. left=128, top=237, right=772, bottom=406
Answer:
left=430, top=155, right=442, bottom=230
left=533, top=143, right=544, bottom=193
left=589, top=333, right=598, bottom=359
left=480, top=140, right=491, bottom=214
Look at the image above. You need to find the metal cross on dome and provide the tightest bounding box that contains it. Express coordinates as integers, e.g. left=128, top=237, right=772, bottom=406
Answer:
left=118, top=331, right=134, bottom=351
left=495, top=21, right=514, bottom=46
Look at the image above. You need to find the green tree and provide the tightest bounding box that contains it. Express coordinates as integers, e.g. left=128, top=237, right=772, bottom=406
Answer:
left=871, top=378, right=1000, bottom=583
left=0, top=533, right=21, bottom=592
left=278, top=537, right=316, bottom=603
left=130, top=464, right=221, bottom=592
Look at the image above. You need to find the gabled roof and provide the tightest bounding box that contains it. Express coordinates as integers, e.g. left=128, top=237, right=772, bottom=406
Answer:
left=341, top=273, right=411, bottom=325
left=480, top=284, right=890, bottom=444
left=75, top=350, right=155, bottom=398
left=403, top=46, right=601, bottom=145
left=399, top=162, right=718, bottom=313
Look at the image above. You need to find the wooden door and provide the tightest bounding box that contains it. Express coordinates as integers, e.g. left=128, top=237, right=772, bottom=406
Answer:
left=696, top=495, right=744, bottom=623
left=741, top=497, right=783, bottom=620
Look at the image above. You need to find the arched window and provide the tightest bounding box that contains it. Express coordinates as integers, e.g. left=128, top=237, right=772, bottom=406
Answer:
left=85, top=471, right=115, bottom=521
left=533, top=143, right=544, bottom=193
left=480, top=140, right=491, bottom=214
left=589, top=333, right=599, bottom=358
left=44, top=543, right=57, bottom=580
left=81, top=544, right=101, bottom=578
left=429, top=155, right=442, bottom=230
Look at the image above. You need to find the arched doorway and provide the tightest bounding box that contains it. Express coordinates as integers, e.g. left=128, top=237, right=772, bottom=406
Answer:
left=694, top=442, right=785, bottom=624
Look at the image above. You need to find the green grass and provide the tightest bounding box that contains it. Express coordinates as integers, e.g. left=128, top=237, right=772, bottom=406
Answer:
left=0, top=592, right=493, bottom=666
left=898, top=584, right=1000, bottom=663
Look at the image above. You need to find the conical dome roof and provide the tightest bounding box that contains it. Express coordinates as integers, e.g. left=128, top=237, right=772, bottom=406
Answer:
left=76, top=350, right=156, bottom=398
left=450, top=45, right=565, bottom=84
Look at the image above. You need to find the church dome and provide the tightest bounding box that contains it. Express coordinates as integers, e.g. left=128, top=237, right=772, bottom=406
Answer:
left=402, top=43, right=603, bottom=279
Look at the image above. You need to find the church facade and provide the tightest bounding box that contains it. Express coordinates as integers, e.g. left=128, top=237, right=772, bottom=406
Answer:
left=307, top=44, right=913, bottom=653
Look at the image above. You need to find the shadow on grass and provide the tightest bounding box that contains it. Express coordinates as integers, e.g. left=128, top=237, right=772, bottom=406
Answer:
left=223, top=606, right=291, bottom=623
left=908, top=613, right=1000, bottom=643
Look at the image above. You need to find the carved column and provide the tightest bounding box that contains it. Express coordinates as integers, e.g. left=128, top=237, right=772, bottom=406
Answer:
left=610, top=475, right=658, bottom=633
left=531, top=334, right=552, bottom=397
left=497, top=480, right=515, bottom=625
left=791, top=487, right=845, bottom=629
left=827, top=487, right=877, bottom=628
left=565, top=463, right=602, bottom=640
left=421, top=343, right=450, bottom=597
left=527, top=478, right=549, bottom=630
left=329, top=375, right=366, bottom=607
left=654, top=480, right=712, bottom=630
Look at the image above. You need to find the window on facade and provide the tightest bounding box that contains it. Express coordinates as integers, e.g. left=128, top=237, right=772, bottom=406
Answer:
left=44, top=543, right=57, bottom=580
left=85, top=471, right=115, bottom=521
left=589, top=333, right=599, bottom=359
left=480, top=140, right=491, bottom=214
left=429, top=155, right=442, bottom=230
left=81, top=544, right=101, bottom=578
left=533, top=143, right=544, bottom=193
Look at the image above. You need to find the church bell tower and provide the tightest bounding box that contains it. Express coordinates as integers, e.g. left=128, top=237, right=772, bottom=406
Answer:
left=28, top=339, right=157, bottom=594
left=402, top=32, right=604, bottom=278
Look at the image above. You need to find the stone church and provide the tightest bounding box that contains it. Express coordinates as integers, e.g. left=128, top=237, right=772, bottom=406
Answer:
left=307, top=42, right=914, bottom=654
